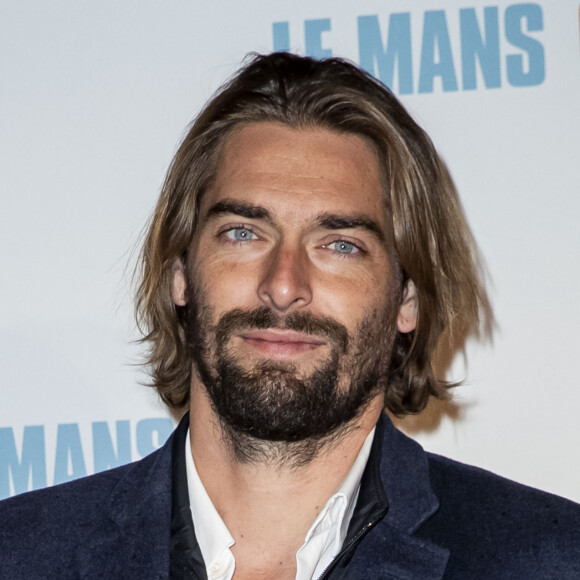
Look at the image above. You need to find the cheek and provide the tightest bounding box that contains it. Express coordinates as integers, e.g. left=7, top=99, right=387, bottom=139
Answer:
left=192, top=254, right=262, bottom=313
left=314, top=267, right=393, bottom=328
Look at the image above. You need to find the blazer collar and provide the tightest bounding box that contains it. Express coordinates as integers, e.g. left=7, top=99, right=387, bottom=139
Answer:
left=346, top=413, right=449, bottom=579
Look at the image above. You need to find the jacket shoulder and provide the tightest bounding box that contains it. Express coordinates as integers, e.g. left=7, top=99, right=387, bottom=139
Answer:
left=0, top=443, right=164, bottom=528
left=0, top=440, right=173, bottom=579
left=417, top=452, right=580, bottom=578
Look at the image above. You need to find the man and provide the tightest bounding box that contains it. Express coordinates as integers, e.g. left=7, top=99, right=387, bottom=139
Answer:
left=1, top=52, right=579, bottom=579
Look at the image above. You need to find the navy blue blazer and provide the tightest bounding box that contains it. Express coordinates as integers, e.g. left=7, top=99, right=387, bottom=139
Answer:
left=1, top=413, right=579, bottom=579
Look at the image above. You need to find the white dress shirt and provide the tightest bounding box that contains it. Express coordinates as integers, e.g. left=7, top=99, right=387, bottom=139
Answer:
left=185, top=427, right=375, bottom=580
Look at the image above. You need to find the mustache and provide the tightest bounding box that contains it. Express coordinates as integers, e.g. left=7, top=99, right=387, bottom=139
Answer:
left=214, top=307, right=349, bottom=353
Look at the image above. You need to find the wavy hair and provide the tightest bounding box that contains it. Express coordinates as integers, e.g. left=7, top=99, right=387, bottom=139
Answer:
left=135, top=52, right=489, bottom=415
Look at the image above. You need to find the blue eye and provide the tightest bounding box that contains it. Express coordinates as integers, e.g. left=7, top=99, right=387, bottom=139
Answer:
left=328, top=240, right=358, bottom=254
left=224, top=227, right=257, bottom=242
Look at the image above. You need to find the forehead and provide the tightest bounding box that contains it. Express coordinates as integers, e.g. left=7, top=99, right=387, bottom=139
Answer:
left=200, top=123, right=389, bottom=229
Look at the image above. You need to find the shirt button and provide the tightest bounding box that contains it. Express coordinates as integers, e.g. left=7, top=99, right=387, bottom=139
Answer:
left=210, top=561, right=223, bottom=575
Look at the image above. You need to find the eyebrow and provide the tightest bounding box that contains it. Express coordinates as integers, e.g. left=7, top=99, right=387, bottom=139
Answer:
left=202, top=199, right=386, bottom=242
left=316, top=213, right=386, bottom=243
left=204, top=199, right=273, bottom=223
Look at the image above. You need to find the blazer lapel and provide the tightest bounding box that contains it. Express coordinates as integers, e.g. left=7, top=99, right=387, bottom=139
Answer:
left=86, top=430, right=175, bottom=579
left=347, top=414, right=449, bottom=580
left=347, top=522, right=449, bottom=579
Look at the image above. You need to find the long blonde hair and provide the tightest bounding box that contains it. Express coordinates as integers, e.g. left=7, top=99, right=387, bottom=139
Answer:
left=135, top=52, right=489, bottom=414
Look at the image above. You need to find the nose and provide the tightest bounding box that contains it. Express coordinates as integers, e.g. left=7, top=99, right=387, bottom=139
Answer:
left=257, top=243, right=313, bottom=313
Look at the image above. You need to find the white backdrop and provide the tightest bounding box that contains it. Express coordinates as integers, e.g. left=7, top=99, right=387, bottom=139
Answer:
left=1, top=0, right=579, bottom=502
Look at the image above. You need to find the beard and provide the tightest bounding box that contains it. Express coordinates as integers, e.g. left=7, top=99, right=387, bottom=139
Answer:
left=185, top=290, right=398, bottom=465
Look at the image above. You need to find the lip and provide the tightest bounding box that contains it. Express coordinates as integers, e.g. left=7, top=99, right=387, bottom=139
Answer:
left=239, top=329, right=326, bottom=345
left=237, top=329, right=326, bottom=359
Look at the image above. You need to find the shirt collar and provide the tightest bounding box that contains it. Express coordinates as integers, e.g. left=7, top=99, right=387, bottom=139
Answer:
left=305, top=426, right=375, bottom=545
left=297, top=426, right=375, bottom=579
left=185, top=429, right=235, bottom=579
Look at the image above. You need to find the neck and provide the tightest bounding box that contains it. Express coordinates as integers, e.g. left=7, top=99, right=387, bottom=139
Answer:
left=188, top=380, right=384, bottom=569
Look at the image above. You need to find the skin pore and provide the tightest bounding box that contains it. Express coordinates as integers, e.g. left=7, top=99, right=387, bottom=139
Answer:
left=172, top=123, right=417, bottom=579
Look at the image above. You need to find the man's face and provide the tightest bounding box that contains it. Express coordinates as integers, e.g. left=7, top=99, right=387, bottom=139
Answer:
left=174, top=123, right=415, bottom=446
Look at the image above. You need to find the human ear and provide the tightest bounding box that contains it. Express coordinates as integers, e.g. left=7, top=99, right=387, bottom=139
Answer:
left=397, top=279, right=417, bottom=333
left=171, top=259, right=188, bottom=306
